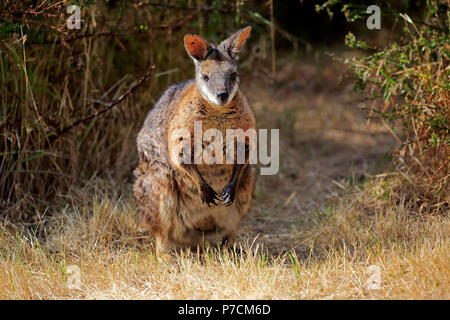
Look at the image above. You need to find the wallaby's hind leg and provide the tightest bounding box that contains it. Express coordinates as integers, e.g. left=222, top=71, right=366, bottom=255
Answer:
left=221, top=233, right=237, bottom=249
left=134, top=170, right=177, bottom=255
left=141, top=207, right=170, bottom=255
left=153, top=232, right=171, bottom=256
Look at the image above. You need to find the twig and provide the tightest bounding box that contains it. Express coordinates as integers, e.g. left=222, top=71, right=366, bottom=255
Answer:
left=54, top=66, right=155, bottom=138
left=269, top=0, right=276, bottom=80
left=0, top=1, right=65, bottom=18
left=133, top=1, right=232, bottom=13
left=60, top=12, right=199, bottom=44
left=272, top=19, right=311, bottom=51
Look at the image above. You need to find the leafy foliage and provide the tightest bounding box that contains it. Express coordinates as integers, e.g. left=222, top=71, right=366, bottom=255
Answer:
left=321, top=0, right=449, bottom=213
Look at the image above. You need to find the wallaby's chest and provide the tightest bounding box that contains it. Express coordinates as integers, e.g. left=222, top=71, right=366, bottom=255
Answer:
left=191, top=104, right=242, bottom=183
left=168, top=88, right=253, bottom=192
left=193, top=103, right=243, bottom=130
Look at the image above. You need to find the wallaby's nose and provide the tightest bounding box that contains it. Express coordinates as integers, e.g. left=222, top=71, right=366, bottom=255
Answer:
left=216, top=90, right=229, bottom=103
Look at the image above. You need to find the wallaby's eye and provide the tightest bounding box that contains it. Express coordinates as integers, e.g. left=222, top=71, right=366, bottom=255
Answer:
left=202, top=74, right=209, bottom=82
left=230, top=72, right=238, bottom=81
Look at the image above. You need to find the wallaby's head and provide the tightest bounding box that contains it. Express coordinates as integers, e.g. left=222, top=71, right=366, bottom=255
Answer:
left=184, top=26, right=251, bottom=106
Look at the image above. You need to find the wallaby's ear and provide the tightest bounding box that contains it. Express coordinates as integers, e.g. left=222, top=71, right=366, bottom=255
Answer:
left=220, top=26, right=252, bottom=60
left=184, top=34, right=209, bottom=61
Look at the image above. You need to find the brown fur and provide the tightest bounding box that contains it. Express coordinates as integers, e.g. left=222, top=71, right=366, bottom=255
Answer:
left=133, top=28, right=255, bottom=254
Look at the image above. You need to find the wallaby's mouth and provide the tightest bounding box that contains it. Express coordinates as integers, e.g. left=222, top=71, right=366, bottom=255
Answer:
left=216, top=90, right=229, bottom=104
left=214, top=98, right=233, bottom=107
left=203, top=91, right=232, bottom=107
left=214, top=86, right=239, bottom=107
left=215, top=101, right=229, bottom=107
left=196, top=81, right=238, bottom=107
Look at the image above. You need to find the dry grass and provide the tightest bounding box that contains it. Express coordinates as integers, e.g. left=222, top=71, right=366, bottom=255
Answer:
left=0, top=175, right=448, bottom=300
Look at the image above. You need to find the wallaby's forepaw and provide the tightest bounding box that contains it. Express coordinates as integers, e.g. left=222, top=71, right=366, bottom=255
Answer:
left=219, top=186, right=235, bottom=206
left=200, top=182, right=219, bottom=206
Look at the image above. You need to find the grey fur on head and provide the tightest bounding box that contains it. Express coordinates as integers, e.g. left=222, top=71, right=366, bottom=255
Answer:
left=184, top=27, right=251, bottom=106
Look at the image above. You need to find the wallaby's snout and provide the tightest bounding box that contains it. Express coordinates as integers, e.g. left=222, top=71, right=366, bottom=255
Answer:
left=216, top=90, right=229, bottom=104
left=184, top=26, right=251, bottom=106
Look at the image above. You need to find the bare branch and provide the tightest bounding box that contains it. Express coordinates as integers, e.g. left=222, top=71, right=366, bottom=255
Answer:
left=133, top=1, right=233, bottom=13
left=54, top=66, right=156, bottom=139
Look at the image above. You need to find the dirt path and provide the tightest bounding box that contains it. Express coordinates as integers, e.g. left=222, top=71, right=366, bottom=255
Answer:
left=238, top=54, right=398, bottom=255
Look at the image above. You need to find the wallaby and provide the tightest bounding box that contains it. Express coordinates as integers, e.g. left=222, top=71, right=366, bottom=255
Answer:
left=133, top=27, right=255, bottom=254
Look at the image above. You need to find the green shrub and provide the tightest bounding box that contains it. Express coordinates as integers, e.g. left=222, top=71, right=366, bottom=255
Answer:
left=320, top=0, right=449, bottom=213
